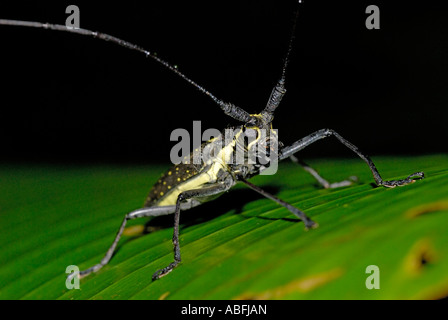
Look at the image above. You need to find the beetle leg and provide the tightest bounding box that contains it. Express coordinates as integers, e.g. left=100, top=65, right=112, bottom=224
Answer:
left=152, top=183, right=230, bottom=281
left=290, top=155, right=358, bottom=189
left=240, top=178, right=317, bottom=230
left=280, top=128, right=424, bottom=187
left=69, top=205, right=178, bottom=281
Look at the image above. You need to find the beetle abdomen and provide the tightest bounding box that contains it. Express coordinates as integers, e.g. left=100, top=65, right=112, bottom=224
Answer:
left=144, top=163, right=199, bottom=206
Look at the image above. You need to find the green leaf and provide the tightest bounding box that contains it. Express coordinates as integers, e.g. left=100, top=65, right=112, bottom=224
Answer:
left=0, top=155, right=447, bottom=299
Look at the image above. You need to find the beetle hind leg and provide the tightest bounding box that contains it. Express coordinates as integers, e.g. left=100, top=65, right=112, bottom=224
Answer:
left=68, top=205, right=178, bottom=282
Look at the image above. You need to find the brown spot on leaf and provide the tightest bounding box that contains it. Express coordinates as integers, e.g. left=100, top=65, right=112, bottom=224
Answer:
left=158, top=291, right=170, bottom=300
left=403, top=239, right=438, bottom=275
left=235, top=268, right=344, bottom=300
left=405, top=201, right=448, bottom=218
left=123, top=225, right=145, bottom=236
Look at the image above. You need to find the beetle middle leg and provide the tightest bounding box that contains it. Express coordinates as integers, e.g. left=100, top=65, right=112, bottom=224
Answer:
left=290, top=155, right=358, bottom=189
left=152, top=183, right=230, bottom=281
left=240, top=178, right=317, bottom=230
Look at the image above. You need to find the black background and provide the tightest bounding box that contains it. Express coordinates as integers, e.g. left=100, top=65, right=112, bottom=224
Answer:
left=0, top=0, right=447, bottom=164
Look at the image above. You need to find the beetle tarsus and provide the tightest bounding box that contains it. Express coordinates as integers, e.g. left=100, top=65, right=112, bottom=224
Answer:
left=381, top=171, right=425, bottom=188
left=152, top=261, right=179, bottom=281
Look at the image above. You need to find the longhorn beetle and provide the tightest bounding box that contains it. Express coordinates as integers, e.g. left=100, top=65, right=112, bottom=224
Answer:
left=0, top=4, right=424, bottom=281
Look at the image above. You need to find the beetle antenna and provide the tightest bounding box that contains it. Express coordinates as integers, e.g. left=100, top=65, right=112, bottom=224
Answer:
left=263, top=3, right=300, bottom=117
left=0, top=19, right=251, bottom=122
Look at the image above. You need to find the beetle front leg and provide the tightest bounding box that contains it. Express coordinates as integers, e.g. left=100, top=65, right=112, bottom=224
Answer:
left=280, top=128, right=424, bottom=188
